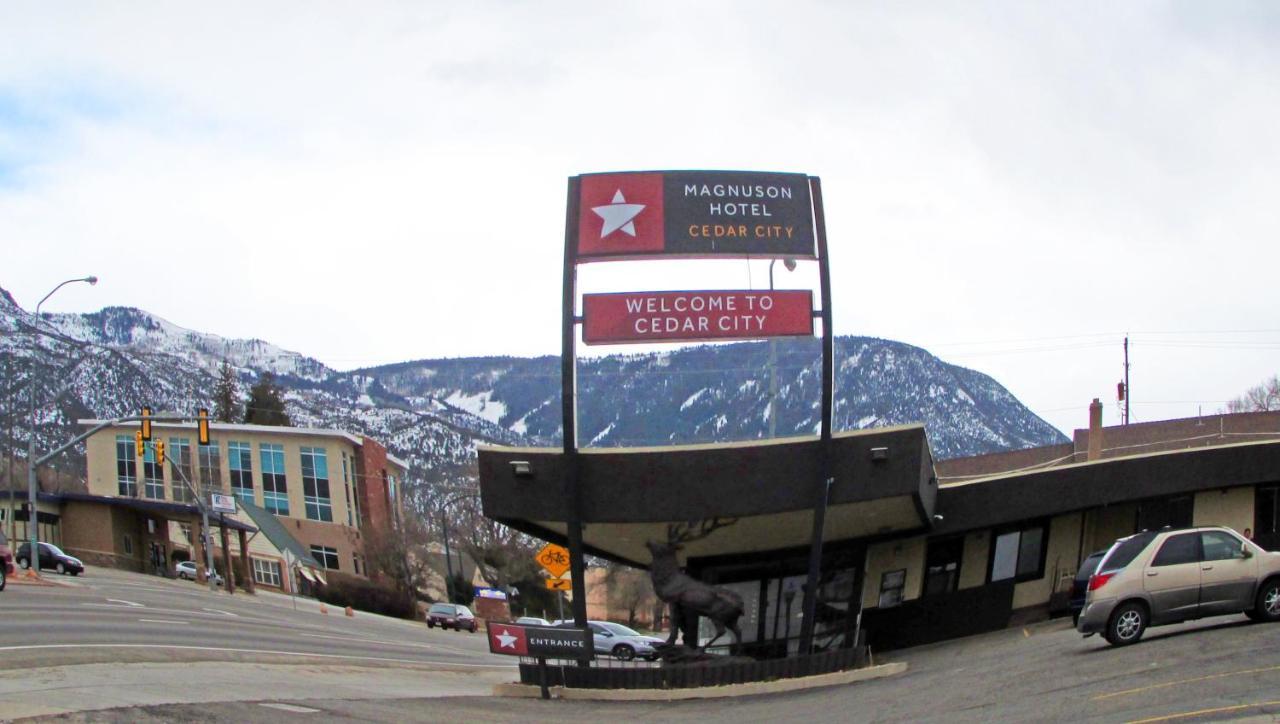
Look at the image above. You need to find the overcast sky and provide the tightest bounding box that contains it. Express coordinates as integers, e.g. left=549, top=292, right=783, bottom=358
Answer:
left=2, top=2, right=1277, bottom=437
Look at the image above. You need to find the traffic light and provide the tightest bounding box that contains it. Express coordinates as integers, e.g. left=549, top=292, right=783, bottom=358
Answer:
left=197, top=408, right=210, bottom=446
left=155, top=440, right=166, bottom=466
left=141, top=406, right=152, bottom=441
left=134, top=430, right=145, bottom=458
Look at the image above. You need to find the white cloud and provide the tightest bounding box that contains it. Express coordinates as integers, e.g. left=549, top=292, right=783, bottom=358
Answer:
left=1, top=2, right=1277, bottom=436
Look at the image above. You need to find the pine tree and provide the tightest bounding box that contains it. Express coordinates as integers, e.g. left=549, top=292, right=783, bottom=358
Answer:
left=243, top=371, right=291, bottom=426
left=212, top=361, right=243, bottom=423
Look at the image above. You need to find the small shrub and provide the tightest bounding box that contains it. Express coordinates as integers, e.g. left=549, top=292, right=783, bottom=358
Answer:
left=315, top=576, right=415, bottom=619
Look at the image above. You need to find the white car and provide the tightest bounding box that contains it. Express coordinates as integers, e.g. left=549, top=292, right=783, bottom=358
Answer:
left=175, top=560, right=223, bottom=585
left=515, top=616, right=553, bottom=626
left=582, top=621, right=666, bottom=661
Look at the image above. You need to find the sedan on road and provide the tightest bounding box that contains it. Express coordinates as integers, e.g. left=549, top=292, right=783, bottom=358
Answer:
left=175, top=560, right=223, bottom=585
left=426, top=603, right=477, bottom=632
left=16, top=542, right=83, bottom=576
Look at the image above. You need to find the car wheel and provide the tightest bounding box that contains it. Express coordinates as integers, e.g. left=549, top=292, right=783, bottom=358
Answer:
left=426, top=621, right=434, bottom=629
left=1254, top=579, right=1280, bottom=622
left=18, top=557, right=29, bottom=570
left=613, top=644, right=636, bottom=661
left=71, top=570, right=80, bottom=576
left=179, top=572, right=188, bottom=580
left=56, top=562, right=66, bottom=575
left=1105, top=602, right=1147, bottom=646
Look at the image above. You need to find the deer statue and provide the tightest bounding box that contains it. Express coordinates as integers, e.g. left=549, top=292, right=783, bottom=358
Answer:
left=646, top=517, right=744, bottom=652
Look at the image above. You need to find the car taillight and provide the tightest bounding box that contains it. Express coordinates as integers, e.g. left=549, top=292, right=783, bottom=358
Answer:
left=1088, top=571, right=1115, bottom=592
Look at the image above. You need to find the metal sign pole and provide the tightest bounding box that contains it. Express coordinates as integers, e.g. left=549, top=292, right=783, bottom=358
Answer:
left=561, top=177, right=590, bottom=657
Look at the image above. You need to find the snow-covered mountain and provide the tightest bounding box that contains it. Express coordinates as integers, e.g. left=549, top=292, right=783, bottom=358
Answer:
left=0, top=286, right=1067, bottom=497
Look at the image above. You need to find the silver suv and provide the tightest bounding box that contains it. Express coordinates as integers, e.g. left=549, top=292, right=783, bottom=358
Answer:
left=1077, top=526, right=1280, bottom=646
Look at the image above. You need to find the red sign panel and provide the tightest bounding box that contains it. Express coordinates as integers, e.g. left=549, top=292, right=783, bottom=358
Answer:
left=575, top=171, right=815, bottom=262
left=582, top=290, right=814, bottom=345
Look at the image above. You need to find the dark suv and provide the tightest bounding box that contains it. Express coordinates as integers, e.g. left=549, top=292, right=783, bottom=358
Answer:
left=426, top=602, right=477, bottom=632
left=1069, top=550, right=1108, bottom=625
left=17, top=542, right=84, bottom=576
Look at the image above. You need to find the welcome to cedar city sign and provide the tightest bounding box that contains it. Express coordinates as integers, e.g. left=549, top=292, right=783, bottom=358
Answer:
left=572, top=170, right=819, bottom=346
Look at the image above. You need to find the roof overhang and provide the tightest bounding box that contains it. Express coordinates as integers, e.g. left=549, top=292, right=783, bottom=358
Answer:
left=479, top=425, right=937, bottom=567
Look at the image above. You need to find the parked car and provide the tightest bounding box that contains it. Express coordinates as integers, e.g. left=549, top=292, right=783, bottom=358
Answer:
left=515, top=616, right=553, bottom=627
left=175, top=560, right=223, bottom=586
left=1078, top=526, right=1280, bottom=646
left=16, top=542, right=84, bottom=576
left=426, top=603, right=477, bottom=632
left=1069, top=550, right=1108, bottom=625
left=0, top=530, right=13, bottom=591
left=577, top=620, right=666, bottom=661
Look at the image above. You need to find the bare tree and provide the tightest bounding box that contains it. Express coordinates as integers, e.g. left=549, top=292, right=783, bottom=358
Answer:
left=453, top=495, right=538, bottom=592
left=603, top=562, right=659, bottom=628
left=1225, top=374, right=1280, bottom=413
left=361, top=514, right=436, bottom=609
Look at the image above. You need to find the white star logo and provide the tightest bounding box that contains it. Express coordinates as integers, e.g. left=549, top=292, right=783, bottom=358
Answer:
left=495, top=627, right=518, bottom=649
left=591, top=190, right=646, bottom=238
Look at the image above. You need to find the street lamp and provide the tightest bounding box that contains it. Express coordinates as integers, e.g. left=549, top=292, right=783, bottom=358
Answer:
left=437, top=489, right=478, bottom=602
left=25, top=276, right=97, bottom=575
left=767, top=260, right=795, bottom=438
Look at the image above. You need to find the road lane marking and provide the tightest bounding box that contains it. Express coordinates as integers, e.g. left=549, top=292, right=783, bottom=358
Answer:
left=106, top=598, right=144, bottom=607
left=1093, top=664, right=1280, bottom=701
left=298, top=632, right=477, bottom=656
left=0, top=644, right=517, bottom=668
left=138, top=618, right=189, bottom=625
left=202, top=607, right=239, bottom=617
left=1126, top=700, right=1280, bottom=724
left=259, top=703, right=321, bottom=714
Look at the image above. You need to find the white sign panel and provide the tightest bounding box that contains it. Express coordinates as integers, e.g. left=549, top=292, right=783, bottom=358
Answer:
left=210, top=493, right=237, bottom=514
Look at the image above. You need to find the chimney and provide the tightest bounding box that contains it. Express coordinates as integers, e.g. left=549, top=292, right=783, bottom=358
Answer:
left=1087, top=398, right=1104, bottom=461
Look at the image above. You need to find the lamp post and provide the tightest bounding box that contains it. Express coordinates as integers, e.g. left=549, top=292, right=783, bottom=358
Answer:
left=767, top=259, right=795, bottom=439
left=438, top=489, right=477, bottom=603
left=25, top=276, right=97, bottom=575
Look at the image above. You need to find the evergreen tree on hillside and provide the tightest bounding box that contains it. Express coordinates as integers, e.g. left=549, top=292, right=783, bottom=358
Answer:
left=243, top=371, right=291, bottom=426
left=213, top=361, right=243, bottom=423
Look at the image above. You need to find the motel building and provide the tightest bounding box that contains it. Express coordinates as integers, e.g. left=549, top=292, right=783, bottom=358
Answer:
left=17, top=420, right=407, bottom=594
left=479, top=405, right=1280, bottom=653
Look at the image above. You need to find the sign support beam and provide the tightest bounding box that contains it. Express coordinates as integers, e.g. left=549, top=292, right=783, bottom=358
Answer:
left=798, top=176, right=835, bottom=655
left=561, top=176, right=590, bottom=662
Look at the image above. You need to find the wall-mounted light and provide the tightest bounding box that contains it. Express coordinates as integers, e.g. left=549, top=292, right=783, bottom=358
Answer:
left=510, top=460, right=532, bottom=477
left=870, top=446, right=889, bottom=461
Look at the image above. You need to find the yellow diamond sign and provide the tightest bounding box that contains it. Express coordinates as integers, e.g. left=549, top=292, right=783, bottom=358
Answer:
left=535, top=543, right=571, bottom=579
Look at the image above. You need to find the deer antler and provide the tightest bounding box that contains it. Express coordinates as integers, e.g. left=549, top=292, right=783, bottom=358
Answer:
left=668, top=516, right=739, bottom=545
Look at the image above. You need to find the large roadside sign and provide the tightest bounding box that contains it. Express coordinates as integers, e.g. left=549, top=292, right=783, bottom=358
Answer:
left=575, top=170, right=815, bottom=262
left=583, top=290, right=814, bottom=345
left=535, top=543, right=571, bottom=579
left=487, top=622, right=594, bottom=659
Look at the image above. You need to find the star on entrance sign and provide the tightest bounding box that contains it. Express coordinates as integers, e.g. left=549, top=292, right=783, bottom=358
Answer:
left=495, top=627, right=518, bottom=649
left=591, top=190, right=646, bottom=238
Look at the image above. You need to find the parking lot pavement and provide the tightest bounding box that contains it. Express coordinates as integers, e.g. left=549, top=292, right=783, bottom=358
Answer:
left=31, top=613, right=1280, bottom=723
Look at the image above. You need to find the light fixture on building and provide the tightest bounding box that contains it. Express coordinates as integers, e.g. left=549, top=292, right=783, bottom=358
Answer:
left=510, top=460, right=532, bottom=477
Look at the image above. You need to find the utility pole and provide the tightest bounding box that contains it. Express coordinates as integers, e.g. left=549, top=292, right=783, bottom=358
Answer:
left=1123, top=335, right=1131, bottom=426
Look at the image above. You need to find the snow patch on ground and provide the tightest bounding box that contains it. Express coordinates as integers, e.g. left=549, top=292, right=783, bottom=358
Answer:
left=588, top=421, right=615, bottom=446
left=444, top=390, right=507, bottom=427
left=681, top=388, right=707, bottom=411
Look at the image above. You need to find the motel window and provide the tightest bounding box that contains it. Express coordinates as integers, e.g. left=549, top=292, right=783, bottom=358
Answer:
left=143, top=442, right=164, bottom=500
left=310, top=545, right=340, bottom=571
left=878, top=569, right=906, bottom=608
left=229, top=442, right=254, bottom=503
left=353, top=553, right=361, bottom=575
left=342, top=452, right=353, bottom=527
left=198, top=441, right=222, bottom=494
left=260, top=443, right=289, bottom=515
left=253, top=558, right=282, bottom=587
left=923, top=536, right=964, bottom=597
left=301, top=447, right=333, bottom=523
left=169, top=437, right=194, bottom=503
left=123, top=534, right=133, bottom=556
left=1257, top=485, right=1279, bottom=551
left=989, top=521, right=1048, bottom=583
left=115, top=434, right=138, bottom=497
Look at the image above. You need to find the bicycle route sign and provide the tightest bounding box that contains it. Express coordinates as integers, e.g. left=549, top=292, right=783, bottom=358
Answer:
left=535, top=543, right=571, bottom=578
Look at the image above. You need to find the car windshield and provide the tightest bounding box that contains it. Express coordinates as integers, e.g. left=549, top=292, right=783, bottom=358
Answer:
left=1099, top=532, right=1157, bottom=572
left=602, top=623, right=641, bottom=637
left=429, top=604, right=455, bottom=614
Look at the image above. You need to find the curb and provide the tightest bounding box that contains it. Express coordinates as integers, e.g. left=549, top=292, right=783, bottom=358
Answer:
left=492, top=661, right=908, bottom=701
left=6, top=571, right=65, bottom=587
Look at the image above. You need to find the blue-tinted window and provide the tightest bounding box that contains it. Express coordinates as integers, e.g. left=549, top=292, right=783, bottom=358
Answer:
left=229, top=442, right=254, bottom=503
left=301, top=447, right=332, bottom=522
left=115, top=435, right=137, bottom=497
left=260, top=443, right=288, bottom=515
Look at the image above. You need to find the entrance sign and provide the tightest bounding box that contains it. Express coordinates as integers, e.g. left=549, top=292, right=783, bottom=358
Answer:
left=583, top=290, right=814, bottom=345
left=535, top=543, right=571, bottom=578
left=210, top=493, right=236, bottom=514
left=487, top=622, right=594, bottom=659
left=545, top=577, right=571, bottom=591
left=575, top=171, right=815, bottom=261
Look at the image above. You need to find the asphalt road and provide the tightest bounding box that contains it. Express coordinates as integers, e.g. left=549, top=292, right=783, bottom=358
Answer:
left=0, top=565, right=507, bottom=671
left=6, top=566, right=1280, bottom=722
